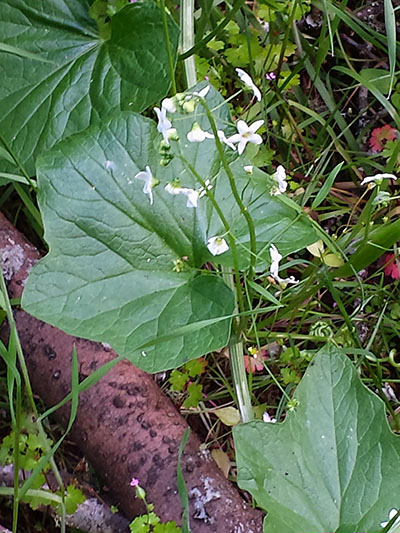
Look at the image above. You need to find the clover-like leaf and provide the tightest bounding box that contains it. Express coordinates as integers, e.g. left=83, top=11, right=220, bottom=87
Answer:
left=234, top=345, right=400, bottom=533
left=0, top=0, right=179, bottom=174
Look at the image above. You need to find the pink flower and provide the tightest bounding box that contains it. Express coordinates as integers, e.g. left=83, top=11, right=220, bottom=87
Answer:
left=243, top=348, right=267, bottom=373
left=369, top=125, right=398, bottom=152
left=383, top=253, right=400, bottom=279
left=130, top=478, right=140, bottom=487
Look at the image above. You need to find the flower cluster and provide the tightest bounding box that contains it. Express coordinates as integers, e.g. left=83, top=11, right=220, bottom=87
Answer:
left=133, top=70, right=293, bottom=261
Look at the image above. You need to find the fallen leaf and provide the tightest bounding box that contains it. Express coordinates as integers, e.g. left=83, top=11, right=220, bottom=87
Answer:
left=214, top=406, right=241, bottom=426
left=211, top=449, right=231, bottom=478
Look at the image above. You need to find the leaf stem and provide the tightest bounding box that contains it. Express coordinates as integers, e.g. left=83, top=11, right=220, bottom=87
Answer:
left=180, top=0, right=197, bottom=88
left=222, top=267, right=253, bottom=422
left=179, top=0, right=245, bottom=60
left=159, top=0, right=177, bottom=94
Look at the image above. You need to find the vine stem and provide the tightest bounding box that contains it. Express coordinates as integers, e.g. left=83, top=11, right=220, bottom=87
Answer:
left=180, top=0, right=197, bottom=88
left=159, top=0, right=177, bottom=94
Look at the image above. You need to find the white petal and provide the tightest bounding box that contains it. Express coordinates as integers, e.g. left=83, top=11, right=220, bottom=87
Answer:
left=165, top=183, right=181, bottom=195
left=237, top=138, right=248, bottom=155
left=236, top=68, right=262, bottom=101
left=269, top=244, right=282, bottom=277
left=244, top=165, right=253, bottom=174
left=198, top=179, right=213, bottom=198
left=207, top=236, right=229, bottom=256
left=252, top=85, right=262, bottom=101
left=236, top=120, right=249, bottom=135
left=236, top=68, right=253, bottom=86
left=197, top=85, right=210, bottom=98
left=154, top=106, right=162, bottom=120
left=162, top=97, right=176, bottom=113
left=248, top=133, right=262, bottom=145
left=381, top=509, right=400, bottom=528
left=274, top=165, right=288, bottom=193
left=249, top=120, right=264, bottom=133
left=184, top=189, right=200, bottom=208
left=217, top=130, right=237, bottom=150
left=187, top=126, right=214, bottom=143
left=134, top=166, right=154, bottom=204
left=275, top=165, right=286, bottom=181
left=361, top=173, right=397, bottom=185
left=226, top=133, right=242, bottom=145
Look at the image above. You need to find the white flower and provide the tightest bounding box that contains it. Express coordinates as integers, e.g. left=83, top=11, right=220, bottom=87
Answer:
left=154, top=106, right=176, bottom=145
left=183, top=189, right=200, bottom=208
left=380, top=508, right=400, bottom=528
left=165, top=182, right=199, bottom=208
left=227, top=120, right=264, bottom=155
left=269, top=244, right=299, bottom=285
left=244, top=165, right=253, bottom=174
left=207, top=236, right=229, bottom=256
left=161, top=97, right=176, bottom=113
left=135, top=166, right=158, bottom=205
left=191, top=85, right=210, bottom=98
left=262, top=411, right=277, bottom=423
left=236, top=68, right=262, bottom=102
left=270, top=165, right=288, bottom=195
left=187, top=123, right=214, bottom=143
left=217, top=130, right=237, bottom=150
left=165, top=178, right=212, bottom=208
left=361, top=173, right=397, bottom=186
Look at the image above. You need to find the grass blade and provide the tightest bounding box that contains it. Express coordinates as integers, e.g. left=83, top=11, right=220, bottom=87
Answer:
left=384, top=0, right=396, bottom=96
left=177, top=428, right=191, bottom=533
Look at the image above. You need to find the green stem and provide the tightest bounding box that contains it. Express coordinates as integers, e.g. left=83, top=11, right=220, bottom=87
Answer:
left=181, top=0, right=197, bottom=88
left=12, top=383, right=21, bottom=533
left=222, top=267, right=253, bottom=422
left=160, top=0, right=177, bottom=94
left=178, top=156, right=246, bottom=315
left=0, top=261, right=66, bottom=520
left=202, top=103, right=257, bottom=279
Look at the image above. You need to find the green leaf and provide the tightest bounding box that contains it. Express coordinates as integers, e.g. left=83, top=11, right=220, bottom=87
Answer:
left=234, top=344, right=400, bottom=533
left=169, top=370, right=189, bottom=392
left=63, top=485, right=86, bottom=515
left=334, top=219, right=400, bottom=278
left=184, top=358, right=207, bottom=377
left=359, top=68, right=392, bottom=95
left=154, top=522, right=182, bottom=533
left=0, top=0, right=179, bottom=174
left=22, top=108, right=234, bottom=373
left=183, top=383, right=203, bottom=408
left=22, top=86, right=316, bottom=373
left=311, top=162, right=344, bottom=210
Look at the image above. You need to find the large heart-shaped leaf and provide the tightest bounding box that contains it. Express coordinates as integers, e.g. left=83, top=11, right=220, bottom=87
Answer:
left=234, top=345, right=400, bottom=533
left=0, top=0, right=179, bottom=175
left=22, top=86, right=317, bottom=372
